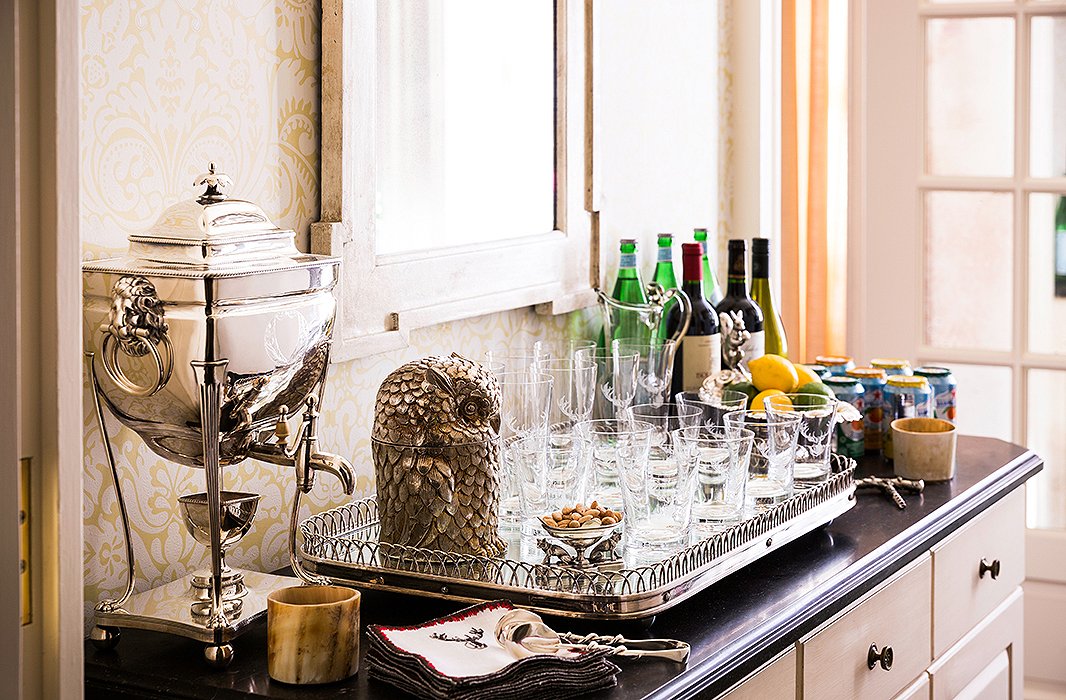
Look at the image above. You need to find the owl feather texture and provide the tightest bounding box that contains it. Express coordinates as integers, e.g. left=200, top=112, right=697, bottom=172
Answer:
left=372, top=353, right=505, bottom=558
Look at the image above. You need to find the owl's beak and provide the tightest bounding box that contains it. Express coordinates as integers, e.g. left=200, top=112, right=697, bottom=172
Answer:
left=490, top=412, right=501, bottom=436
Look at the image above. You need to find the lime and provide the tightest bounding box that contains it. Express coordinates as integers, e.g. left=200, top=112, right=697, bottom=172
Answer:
left=748, top=354, right=800, bottom=393
left=725, top=381, right=758, bottom=407
left=794, top=381, right=836, bottom=405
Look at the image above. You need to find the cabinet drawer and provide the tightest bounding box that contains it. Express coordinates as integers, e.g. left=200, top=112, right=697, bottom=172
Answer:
left=801, top=554, right=932, bottom=700
left=893, top=673, right=930, bottom=700
left=717, top=647, right=796, bottom=700
left=928, top=588, right=1023, bottom=700
left=932, top=489, right=1024, bottom=657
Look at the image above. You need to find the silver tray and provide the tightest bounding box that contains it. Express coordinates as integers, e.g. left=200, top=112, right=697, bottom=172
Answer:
left=300, top=455, right=856, bottom=620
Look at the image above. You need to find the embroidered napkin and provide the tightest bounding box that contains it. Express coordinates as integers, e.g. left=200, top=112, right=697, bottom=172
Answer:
left=366, top=600, right=619, bottom=699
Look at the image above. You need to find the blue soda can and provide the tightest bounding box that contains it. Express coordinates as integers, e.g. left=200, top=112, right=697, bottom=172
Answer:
left=914, top=366, right=957, bottom=424
left=882, top=375, right=932, bottom=460
left=870, top=358, right=913, bottom=376
left=816, top=355, right=854, bottom=377
left=824, top=376, right=864, bottom=458
left=847, top=367, right=888, bottom=452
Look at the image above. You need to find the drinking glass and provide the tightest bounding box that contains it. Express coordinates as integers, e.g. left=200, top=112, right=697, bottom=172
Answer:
left=723, top=409, right=801, bottom=513
left=539, top=358, right=596, bottom=433
left=534, top=339, right=597, bottom=363
left=575, top=418, right=653, bottom=513
left=545, top=430, right=590, bottom=512
left=576, top=347, right=639, bottom=420
left=615, top=337, right=678, bottom=407
left=621, top=402, right=701, bottom=449
left=764, top=393, right=839, bottom=486
left=485, top=345, right=545, bottom=374
left=496, top=371, right=553, bottom=531
left=674, top=427, right=754, bottom=534
left=675, top=390, right=750, bottom=428
left=615, top=422, right=696, bottom=564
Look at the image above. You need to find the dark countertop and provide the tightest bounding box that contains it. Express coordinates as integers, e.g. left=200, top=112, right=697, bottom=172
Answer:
left=85, top=436, right=1042, bottom=700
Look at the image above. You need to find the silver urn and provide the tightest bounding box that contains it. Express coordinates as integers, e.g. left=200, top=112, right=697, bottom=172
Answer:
left=82, top=165, right=339, bottom=467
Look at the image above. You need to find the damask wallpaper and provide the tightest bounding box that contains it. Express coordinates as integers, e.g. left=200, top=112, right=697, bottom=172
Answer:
left=79, top=0, right=586, bottom=629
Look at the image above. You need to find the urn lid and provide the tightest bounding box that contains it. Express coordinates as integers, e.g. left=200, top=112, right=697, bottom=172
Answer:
left=82, top=163, right=332, bottom=277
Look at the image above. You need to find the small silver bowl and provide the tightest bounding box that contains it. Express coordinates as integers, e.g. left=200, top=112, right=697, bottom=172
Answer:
left=178, top=491, right=261, bottom=549
left=540, top=518, right=622, bottom=546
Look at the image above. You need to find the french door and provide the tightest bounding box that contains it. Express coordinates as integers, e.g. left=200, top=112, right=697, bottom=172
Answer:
left=852, top=0, right=1066, bottom=688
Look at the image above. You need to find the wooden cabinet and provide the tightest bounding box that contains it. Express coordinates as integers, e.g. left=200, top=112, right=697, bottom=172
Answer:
left=801, top=555, right=932, bottom=700
left=716, top=489, right=1026, bottom=700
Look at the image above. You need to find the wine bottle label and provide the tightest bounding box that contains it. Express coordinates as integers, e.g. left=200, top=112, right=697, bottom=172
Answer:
left=681, top=333, right=721, bottom=392
left=657, top=247, right=672, bottom=262
left=1056, top=231, right=1066, bottom=275
left=738, top=330, right=765, bottom=369
left=619, top=253, right=637, bottom=268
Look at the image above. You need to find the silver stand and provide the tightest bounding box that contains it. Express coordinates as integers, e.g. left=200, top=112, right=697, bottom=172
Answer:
left=87, top=352, right=356, bottom=667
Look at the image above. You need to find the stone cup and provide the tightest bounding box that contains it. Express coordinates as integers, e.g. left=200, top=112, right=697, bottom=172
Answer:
left=267, top=585, right=361, bottom=684
left=891, top=417, right=957, bottom=482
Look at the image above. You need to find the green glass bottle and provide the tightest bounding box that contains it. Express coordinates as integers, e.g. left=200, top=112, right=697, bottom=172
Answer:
left=693, top=228, right=724, bottom=307
left=652, top=233, right=678, bottom=340
left=750, top=237, right=788, bottom=357
left=1056, top=194, right=1066, bottom=298
left=599, top=238, right=649, bottom=346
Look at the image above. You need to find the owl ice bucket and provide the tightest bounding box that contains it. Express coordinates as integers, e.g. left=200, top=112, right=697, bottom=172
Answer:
left=83, top=165, right=355, bottom=667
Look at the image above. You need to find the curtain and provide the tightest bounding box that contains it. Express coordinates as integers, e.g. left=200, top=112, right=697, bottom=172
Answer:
left=781, top=0, right=848, bottom=361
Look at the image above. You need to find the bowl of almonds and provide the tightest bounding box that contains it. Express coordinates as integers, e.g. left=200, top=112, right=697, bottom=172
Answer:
left=540, top=501, right=624, bottom=544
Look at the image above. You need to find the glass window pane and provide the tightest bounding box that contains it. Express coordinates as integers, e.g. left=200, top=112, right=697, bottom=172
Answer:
left=1027, top=369, right=1066, bottom=530
left=374, top=1, right=556, bottom=255
left=926, top=18, right=1014, bottom=176
left=924, top=191, right=1013, bottom=351
left=1027, top=193, right=1066, bottom=354
left=1030, top=16, right=1066, bottom=178
left=927, top=363, right=1012, bottom=441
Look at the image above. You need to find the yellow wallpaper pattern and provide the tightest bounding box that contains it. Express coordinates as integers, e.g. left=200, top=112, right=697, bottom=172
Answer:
left=79, top=0, right=588, bottom=630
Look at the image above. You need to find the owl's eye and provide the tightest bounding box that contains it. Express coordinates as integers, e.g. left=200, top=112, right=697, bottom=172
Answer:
left=461, top=400, right=479, bottom=417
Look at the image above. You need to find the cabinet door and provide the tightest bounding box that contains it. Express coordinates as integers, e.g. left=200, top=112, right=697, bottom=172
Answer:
left=928, top=587, right=1023, bottom=700
left=801, top=555, right=933, bottom=700
left=932, top=489, right=1025, bottom=657
left=717, top=647, right=796, bottom=700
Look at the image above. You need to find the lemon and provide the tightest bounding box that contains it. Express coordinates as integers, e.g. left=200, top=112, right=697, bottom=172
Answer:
left=753, top=388, right=790, bottom=410
left=794, top=364, right=823, bottom=387
left=748, top=354, right=800, bottom=393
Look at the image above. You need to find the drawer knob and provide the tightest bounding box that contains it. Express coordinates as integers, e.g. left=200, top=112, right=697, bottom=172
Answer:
left=979, top=558, right=1001, bottom=580
left=867, top=643, right=894, bottom=671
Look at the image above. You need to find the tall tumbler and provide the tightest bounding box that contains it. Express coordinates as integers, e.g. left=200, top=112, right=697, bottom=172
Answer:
left=764, top=393, right=838, bottom=486
left=724, top=409, right=801, bottom=513
left=496, top=371, right=553, bottom=532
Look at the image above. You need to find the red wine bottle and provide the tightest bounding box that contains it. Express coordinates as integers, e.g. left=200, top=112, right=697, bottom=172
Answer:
left=716, top=239, right=764, bottom=369
left=669, top=243, right=721, bottom=395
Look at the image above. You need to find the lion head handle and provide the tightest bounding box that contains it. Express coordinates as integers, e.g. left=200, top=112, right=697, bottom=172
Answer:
left=103, top=275, right=169, bottom=357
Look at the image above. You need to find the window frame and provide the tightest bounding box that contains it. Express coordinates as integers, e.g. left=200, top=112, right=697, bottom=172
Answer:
left=313, top=0, right=597, bottom=361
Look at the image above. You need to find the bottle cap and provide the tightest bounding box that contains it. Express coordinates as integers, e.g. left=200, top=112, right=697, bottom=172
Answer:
left=727, top=239, right=746, bottom=251
left=681, top=243, right=703, bottom=281
left=752, top=237, right=770, bottom=254
left=657, top=232, right=673, bottom=241
left=693, top=228, right=708, bottom=241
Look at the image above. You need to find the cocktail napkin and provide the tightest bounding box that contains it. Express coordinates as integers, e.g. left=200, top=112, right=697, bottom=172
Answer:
left=366, top=600, right=619, bottom=700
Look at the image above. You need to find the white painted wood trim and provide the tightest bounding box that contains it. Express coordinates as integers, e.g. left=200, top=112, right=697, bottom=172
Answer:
left=316, top=0, right=596, bottom=362
left=1026, top=528, right=1066, bottom=583
left=0, top=0, right=23, bottom=696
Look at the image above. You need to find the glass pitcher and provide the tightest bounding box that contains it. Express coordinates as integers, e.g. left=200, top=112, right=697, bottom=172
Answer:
left=597, top=282, right=692, bottom=347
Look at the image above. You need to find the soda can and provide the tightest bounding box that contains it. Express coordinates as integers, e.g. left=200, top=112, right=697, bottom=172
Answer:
left=870, top=358, right=913, bottom=376
left=815, top=355, right=855, bottom=377
left=800, top=363, right=832, bottom=381
left=914, top=366, right=957, bottom=423
left=882, top=375, right=932, bottom=460
left=824, top=376, right=864, bottom=458
left=847, top=367, right=888, bottom=452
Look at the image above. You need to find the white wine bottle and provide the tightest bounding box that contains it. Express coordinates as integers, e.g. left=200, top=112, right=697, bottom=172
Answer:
left=750, top=237, right=788, bottom=357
